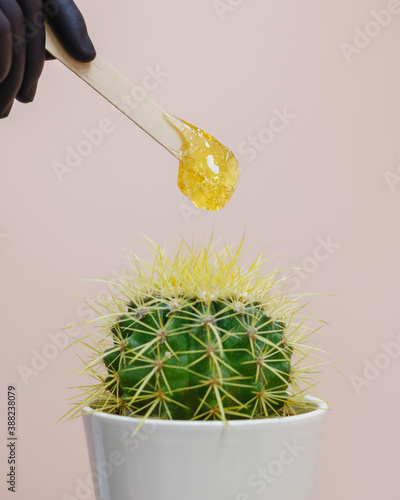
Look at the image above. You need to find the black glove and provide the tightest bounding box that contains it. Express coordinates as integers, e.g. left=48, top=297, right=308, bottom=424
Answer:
left=0, top=0, right=96, bottom=118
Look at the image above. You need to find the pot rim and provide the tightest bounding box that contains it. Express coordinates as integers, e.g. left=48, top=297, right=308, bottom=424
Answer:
left=81, top=395, right=328, bottom=428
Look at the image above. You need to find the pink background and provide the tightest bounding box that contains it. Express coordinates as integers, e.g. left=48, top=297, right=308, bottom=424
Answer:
left=2, top=0, right=400, bottom=498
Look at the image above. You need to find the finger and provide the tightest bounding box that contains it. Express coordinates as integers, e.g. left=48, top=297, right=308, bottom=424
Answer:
left=16, top=0, right=45, bottom=103
left=0, top=0, right=26, bottom=118
left=44, top=0, right=96, bottom=63
left=0, top=10, right=12, bottom=84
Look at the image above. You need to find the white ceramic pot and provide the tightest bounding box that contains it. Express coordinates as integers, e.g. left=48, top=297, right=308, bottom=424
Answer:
left=82, top=396, right=327, bottom=500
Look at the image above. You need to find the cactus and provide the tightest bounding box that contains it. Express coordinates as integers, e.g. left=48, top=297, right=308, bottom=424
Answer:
left=71, top=237, right=322, bottom=422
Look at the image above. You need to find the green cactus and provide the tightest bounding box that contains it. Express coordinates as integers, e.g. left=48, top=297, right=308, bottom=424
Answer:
left=70, top=237, right=322, bottom=422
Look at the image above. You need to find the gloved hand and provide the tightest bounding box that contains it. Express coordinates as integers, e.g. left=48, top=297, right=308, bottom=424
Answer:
left=0, top=0, right=96, bottom=118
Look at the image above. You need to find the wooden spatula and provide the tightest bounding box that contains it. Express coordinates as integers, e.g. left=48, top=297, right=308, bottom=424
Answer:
left=45, top=24, right=183, bottom=159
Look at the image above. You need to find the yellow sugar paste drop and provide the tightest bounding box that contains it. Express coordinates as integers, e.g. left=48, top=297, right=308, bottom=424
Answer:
left=165, top=116, right=239, bottom=211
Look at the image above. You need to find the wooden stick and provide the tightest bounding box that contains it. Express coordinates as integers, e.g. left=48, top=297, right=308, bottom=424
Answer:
left=45, top=24, right=182, bottom=159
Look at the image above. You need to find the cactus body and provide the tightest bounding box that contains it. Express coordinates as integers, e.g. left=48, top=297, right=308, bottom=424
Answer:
left=104, top=297, right=292, bottom=420
left=72, top=238, right=321, bottom=423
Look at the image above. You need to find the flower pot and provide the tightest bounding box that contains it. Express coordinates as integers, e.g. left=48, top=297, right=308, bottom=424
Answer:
left=82, top=396, right=327, bottom=500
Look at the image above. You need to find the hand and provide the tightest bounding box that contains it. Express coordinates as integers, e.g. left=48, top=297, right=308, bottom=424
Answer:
left=0, top=0, right=96, bottom=118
